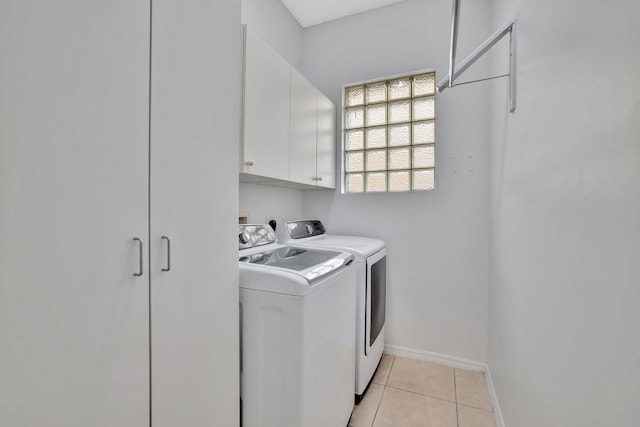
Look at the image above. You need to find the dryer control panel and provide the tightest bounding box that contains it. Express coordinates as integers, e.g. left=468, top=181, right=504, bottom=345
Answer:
left=286, top=220, right=325, bottom=239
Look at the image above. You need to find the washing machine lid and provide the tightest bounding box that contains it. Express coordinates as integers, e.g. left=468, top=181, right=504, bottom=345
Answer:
left=239, top=244, right=353, bottom=283
left=239, top=247, right=353, bottom=295
left=280, top=220, right=385, bottom=258
left=239, top=245, right=338, bottom=271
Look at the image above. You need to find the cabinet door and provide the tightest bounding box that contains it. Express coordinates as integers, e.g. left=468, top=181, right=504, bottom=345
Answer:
left=316, top=92, right=337, bottom=188
left=289, top=68, right=319, bottom=185
left=0, top=1, right=150, bottom=425
left=243, top=28, right=290, bottom=180
left=150, top=1, right=240, bottom=426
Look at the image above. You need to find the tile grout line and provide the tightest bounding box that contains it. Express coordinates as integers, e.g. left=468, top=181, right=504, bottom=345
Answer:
left=370, top=385, right=387, bottom=427
left=385, top=354, right=396, bottom=387
left=454, top=369, right=460, bottom=427
left=370, top=355, right=396, bottom=427
left=457, top=402, right=495, bottom=413
left=383, top=384, right=457, bottom=405
left=455, top=370, right=496, bottom=414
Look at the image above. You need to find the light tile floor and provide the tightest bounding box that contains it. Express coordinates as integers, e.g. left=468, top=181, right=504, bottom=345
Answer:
left=349, top=355, right=496, bottom=427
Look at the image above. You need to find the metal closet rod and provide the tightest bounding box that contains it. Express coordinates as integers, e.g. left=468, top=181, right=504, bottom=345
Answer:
left=437, top=0, right=517, bottom=112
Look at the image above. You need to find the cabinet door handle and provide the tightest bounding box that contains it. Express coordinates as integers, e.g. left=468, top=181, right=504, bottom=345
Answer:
left=161, top=236, right=171, bottom=272
left=312, top=176, right=323, bottom=181
left=133, top=237, right=143, bottom=277
left=245, top=160, right=254, bottom=166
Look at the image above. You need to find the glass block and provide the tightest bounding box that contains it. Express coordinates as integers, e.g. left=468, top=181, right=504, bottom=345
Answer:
left=413, top=169, right=435, bottom=190
left=388, top=100, right=410, bottom=124
left=388, top=147, right=410, bottom=170
left=366, top=104, right=387, bottom=127
left=389, top=124, right=410, bottom=147
left=413, top=121, right=435, bottom=144
left=345, top=151, right=364, bottom=172
left=345, top=85, right=364, bottom=106
left=345, top=107, right=364, bottom=129
left=413, top=73, right=435, bottom=96
left=366, top=82, right=387, bottom=104
left=388, top=78, right=411, bottom=100
left=389, top=171, right=410, bottom=192
left=346, top=173, right=364, bottom=193
left=366, top=150, right=386, bottom=171
left=365, top=127, right=386, bottom=149
left=413, top=97, right=435, bottom=121
left=345, top=129, right=364, bottom=150
left=413, top=145, right=435, bottom=168
left=366, top=172, right=386, bottom=192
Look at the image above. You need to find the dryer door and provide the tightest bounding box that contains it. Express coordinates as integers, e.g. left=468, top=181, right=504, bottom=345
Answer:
left=365, top=249, right=387, bottom=354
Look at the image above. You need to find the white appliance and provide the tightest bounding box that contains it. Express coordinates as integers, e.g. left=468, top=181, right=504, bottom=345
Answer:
left=238, top=224, right=356, bottom=427
left=276, top=220, right=387, bottom=402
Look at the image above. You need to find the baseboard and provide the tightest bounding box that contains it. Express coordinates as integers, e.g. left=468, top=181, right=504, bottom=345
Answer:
left=383, top=344, right=506, bottom=427
left=485, top=367, right=506, bottom=427
left=384, top=344, right=486, bottom=372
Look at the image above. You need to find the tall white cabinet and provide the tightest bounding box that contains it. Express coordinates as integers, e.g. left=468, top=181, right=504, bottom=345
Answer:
left=0, top=1, right=240, bottom=425
left=150, top=1, right=240, bottom=426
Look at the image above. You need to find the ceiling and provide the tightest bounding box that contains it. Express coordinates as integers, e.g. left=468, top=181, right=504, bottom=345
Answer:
left=280, top=0, right=407, bottom=28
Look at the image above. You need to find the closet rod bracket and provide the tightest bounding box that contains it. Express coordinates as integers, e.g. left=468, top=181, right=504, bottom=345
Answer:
left=437, top=0, right=517, bottom=113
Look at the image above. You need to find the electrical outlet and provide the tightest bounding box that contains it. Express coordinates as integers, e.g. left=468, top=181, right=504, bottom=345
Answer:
left=239, top=212, right=249, bottom=224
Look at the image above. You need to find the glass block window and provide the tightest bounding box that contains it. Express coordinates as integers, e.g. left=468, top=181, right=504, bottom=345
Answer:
left=343, top=72, right=436, bottom=193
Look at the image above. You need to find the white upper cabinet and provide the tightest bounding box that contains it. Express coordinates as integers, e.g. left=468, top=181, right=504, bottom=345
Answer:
left=242, top=26, right=291, bottom=180
left=316, top=92, right=337, bottom=188
left=242, top=27, right=336, bottom=189
left=289, top=67, right=319, bottom=185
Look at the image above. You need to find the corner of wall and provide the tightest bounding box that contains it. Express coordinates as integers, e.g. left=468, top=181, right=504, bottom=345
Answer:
left=485, top=367, right=506, bottom=427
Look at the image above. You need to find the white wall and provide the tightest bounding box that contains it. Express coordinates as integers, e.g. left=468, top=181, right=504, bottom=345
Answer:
left=301, top=0, right=493, bottom=363
left=489, top=1, right=640, bottom=425
left=240, top=0, right=303, bottom=69
left=239, top=183, right=304, bottom=226
left=240, top=0, right=306, bottom=225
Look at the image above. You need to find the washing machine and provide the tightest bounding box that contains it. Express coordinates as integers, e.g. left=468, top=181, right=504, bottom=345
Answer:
left=238, top=224, right=356, bottom=427
left=276, top=220, right=387, bottom=403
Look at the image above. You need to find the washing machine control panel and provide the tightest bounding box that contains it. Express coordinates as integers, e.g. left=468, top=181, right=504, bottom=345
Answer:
left=238, top=224, right=277, bottom=249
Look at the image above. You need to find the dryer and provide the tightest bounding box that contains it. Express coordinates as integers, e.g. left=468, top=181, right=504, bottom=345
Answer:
left=276, top=220, right=387, bottom=402
left=239, top=224, right=356, bottom=427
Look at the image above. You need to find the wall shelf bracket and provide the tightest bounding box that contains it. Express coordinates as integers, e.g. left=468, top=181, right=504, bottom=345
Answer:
left=437, top=0, right=517, bottom=112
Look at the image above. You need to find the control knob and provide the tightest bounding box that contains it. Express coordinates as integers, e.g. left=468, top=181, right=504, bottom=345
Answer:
left=239, top=231, right=251, bottom=245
